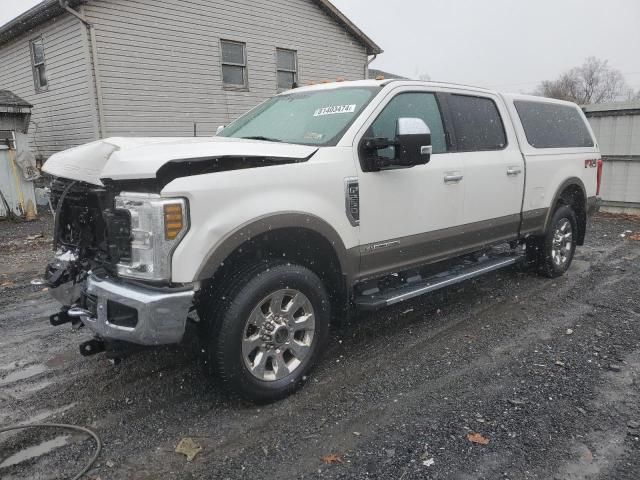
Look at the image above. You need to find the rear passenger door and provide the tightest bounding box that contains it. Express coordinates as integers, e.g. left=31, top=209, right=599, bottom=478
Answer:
left=442, top=92, right=524, bottom=247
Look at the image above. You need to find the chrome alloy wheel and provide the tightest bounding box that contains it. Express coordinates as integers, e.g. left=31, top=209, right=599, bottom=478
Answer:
left=241, top=289, right=315, bottom=382
left=551, top=218, right=573, bottom=266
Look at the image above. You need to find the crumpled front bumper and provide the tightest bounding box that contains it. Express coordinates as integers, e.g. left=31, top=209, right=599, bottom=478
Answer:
left=68, top=275, right=194, bottom=346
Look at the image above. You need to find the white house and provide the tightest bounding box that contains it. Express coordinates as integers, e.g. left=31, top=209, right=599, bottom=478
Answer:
left=0, top=0, right=382, bottom=160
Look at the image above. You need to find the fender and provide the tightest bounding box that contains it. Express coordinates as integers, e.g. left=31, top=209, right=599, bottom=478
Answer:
left=195, top=212, right=359, bottom=284
left=543, top=176, right=588, bottom=243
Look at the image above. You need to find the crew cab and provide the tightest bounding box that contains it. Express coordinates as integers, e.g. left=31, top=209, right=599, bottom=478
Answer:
left=42, top=80, right=601, bottom=401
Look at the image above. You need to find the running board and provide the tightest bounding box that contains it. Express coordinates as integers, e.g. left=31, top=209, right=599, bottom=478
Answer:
left=354, top=255, right=521, bottom=311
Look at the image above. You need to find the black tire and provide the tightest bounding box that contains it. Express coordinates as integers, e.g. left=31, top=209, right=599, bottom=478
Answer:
left=528, top=204, right=578, bottom=278
left=200, top=261, right=330, bottom=403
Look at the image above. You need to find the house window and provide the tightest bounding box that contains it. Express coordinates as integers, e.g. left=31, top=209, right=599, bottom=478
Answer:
left=30, top=37, right=48, bottom=92
left=221, top=40, right=247, bottom=88
left=276, top=48, right=297, bottom=90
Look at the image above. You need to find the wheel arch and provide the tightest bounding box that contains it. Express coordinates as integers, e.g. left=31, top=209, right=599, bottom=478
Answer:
left=195, top=213, right=358, bottom=312
left=544, top=177, right=588, bottom=245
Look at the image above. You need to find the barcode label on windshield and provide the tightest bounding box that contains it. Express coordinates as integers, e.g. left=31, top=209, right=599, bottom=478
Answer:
left=314, top=104, right=357, bottom=116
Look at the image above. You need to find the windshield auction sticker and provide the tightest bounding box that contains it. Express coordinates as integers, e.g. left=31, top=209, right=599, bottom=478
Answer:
left=313, top=104, right=357, bottom=116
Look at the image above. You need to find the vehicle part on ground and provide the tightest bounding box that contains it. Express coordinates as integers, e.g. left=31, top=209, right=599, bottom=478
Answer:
left=0, top=423, right=102, bottom=480
left=201, top=261, right=330, bottom=402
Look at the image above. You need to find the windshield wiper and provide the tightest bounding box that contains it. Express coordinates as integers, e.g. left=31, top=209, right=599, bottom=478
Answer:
left=240, top=136, right=282, bottom=142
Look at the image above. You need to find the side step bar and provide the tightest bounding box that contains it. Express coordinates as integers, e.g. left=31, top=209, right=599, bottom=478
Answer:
left=354, top=255, right=521, bottom=311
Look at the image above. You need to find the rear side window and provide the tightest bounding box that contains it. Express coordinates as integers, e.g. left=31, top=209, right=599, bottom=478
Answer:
left=448, top=94, right=506, bottom=151
left=514, top=100, right=594, bottom=148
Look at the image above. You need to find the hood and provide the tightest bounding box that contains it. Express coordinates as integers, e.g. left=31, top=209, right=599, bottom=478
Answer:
left=43, top=137, right=319, bottom=186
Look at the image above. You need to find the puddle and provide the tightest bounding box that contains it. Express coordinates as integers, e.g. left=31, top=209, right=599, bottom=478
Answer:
left=0, top=435, right=71, bottom=469
left=0, top=360, right=23, bottom=371
left=7, top=378, right=55, bottom=401
left=20, top=403, right=77, bottom=425
left=0, top=364, right=47, bottom=387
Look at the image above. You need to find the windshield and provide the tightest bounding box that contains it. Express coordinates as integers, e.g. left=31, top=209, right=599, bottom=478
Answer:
left=219, top=87, right=380, bottom=146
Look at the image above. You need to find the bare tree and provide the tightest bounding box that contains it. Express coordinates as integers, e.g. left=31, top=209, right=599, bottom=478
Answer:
left=534, top=57, right=627, bottom=104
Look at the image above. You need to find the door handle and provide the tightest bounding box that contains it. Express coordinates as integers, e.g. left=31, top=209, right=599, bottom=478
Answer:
left=444, top=174, right=463, bottom=184
left=506, top=167, right=522, bottom=176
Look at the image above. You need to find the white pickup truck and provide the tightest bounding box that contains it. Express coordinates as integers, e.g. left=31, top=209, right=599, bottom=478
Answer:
left=42, top=79, right=601, bottom=401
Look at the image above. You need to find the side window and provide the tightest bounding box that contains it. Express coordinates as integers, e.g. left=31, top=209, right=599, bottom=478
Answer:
left=448, top=94, right=506, bottom=151
left=30, top=36, right=48, bottom=92
left=368, top=92, right=447, bottom=159
left=514, top=100, right=594, bottom=148
left=221, top=40, right=247, bottom=88
left=276, top=48, right=298, bottom=91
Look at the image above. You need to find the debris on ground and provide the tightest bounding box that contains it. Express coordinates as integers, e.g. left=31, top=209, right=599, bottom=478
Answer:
left=175, top=438, right=203, bottom=462
left=320, top=453, right=344, bottom=464
left=466, top=432, right=490, bottom=445
left=423, top=458, right=435, bottom=467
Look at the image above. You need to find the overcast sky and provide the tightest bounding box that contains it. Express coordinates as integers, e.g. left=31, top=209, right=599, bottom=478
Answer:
left=2, top=0, right=639, bottom=92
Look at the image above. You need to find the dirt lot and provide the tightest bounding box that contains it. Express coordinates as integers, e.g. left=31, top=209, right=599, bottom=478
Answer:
left=1, top=213, right=639, bottom=480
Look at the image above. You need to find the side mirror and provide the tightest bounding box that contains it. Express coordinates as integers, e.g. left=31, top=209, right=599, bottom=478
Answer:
left=361, top=117, right=432, bottom=171
left=395, top=117, right=432, bottom=167
left=216, top=125, right=225, bottom=136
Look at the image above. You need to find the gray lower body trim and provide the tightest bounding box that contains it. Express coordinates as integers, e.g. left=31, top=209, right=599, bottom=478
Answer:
left=520, top=207, right=548, bottom=236
left=357, top=213, right=521, bottom=281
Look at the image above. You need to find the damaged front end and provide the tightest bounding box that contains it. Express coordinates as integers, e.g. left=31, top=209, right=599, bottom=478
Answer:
left=45, top=178, right=131, bottom=305
left=44, top=177, right=195, bottom=351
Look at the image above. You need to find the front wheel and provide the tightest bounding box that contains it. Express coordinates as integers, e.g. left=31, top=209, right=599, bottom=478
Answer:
left=202, top=262, right=330, bottom=402
left=528, top=204, right=578, bottom=278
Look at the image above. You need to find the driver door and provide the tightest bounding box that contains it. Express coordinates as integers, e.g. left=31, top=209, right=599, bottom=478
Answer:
left=354, top=89, right=464, bottom=279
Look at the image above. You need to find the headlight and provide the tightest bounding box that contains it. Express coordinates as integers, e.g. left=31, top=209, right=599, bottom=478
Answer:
left=114, top=192, right=188, bottom=282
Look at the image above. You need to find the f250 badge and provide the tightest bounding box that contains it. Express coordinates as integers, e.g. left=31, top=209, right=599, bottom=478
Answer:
left=363, top=241, right=401, bottom=252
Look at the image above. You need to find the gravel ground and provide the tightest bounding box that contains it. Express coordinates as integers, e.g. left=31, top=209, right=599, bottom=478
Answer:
left=1, top=213, right=639, bottom=480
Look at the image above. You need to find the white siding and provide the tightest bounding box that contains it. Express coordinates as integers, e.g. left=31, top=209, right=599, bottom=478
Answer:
left=84, top=0, right=368, bottom=137
left=0, top=14, right=98, bottom=159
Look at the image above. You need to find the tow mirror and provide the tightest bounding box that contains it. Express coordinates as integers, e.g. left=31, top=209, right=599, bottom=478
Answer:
left=362, top=117, right=432, bottom=171
left=395, top=117, right=431, bottom=167
left=216, top=125, right=225, bottom=136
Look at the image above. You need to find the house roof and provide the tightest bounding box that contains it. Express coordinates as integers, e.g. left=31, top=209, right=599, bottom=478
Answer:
left=0, top=0, right=382, bottom=55
left=312, top=0, right=382, bottom=55
left=0, top=0, right=84, bottom=45
left=0, top=90, right=32, bottom=108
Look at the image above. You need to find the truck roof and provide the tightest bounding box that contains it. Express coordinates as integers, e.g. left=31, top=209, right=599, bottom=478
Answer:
left=284, top=79, right=495, bottom=95
left=284, top=80, right=582, bottom=108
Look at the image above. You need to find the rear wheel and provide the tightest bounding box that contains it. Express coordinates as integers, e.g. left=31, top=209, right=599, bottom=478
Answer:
left=528, top=204, right=577, bottom=278
left=201, top=261, right=330, bottom=402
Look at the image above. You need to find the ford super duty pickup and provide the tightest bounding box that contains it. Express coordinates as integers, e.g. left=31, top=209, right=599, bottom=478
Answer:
left=41, top=79, right=601, bottom=401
